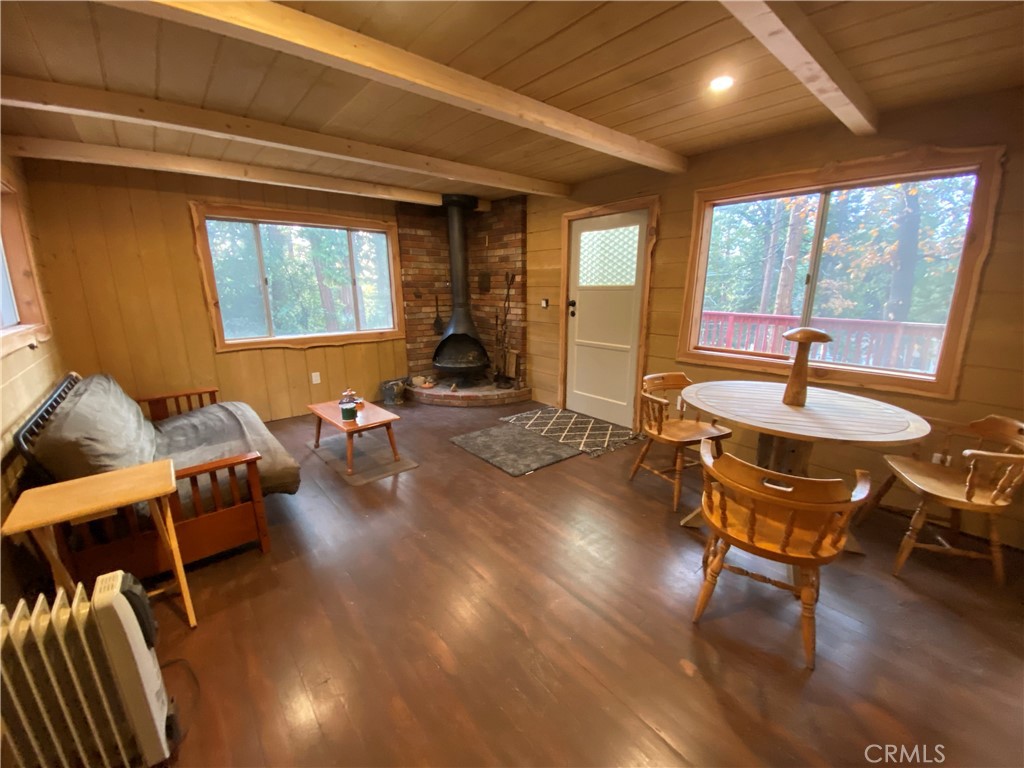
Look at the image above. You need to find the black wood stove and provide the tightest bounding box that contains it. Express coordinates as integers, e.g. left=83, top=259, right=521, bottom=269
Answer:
left=432, top=194, right=490, bottom=378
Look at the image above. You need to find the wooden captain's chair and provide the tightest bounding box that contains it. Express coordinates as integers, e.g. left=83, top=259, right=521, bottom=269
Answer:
left=629, top=372, right=731, bottom=512
left=874, top=414, right=1024, bottom=585
left=693, top=441, right=871, bottom=669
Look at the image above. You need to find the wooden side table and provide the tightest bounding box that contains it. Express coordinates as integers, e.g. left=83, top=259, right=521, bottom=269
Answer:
left=1, top=460, right=197, bottom=628
left=308, top=400, right=401, bottom=476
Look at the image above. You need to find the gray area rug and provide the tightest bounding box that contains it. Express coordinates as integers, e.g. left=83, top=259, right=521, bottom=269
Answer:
left=450, top=424, right=582, bottom=477
left=500, top=407, right=641, bottom=456
left=307, top=434, right=418, bottom=486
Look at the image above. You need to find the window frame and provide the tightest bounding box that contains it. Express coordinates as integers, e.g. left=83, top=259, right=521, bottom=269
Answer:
left=190, top=202, right=405, bottom=352
left=0, top=163, right=52, bottom=358
left=676, top=145, right=1005, bottom=399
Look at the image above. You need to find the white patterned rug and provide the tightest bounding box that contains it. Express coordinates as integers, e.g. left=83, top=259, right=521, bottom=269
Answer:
left=500, top=407, right=641, bottom=457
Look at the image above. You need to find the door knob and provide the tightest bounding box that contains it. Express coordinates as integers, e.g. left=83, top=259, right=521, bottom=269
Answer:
left=567, top=299, right=577, bottom=307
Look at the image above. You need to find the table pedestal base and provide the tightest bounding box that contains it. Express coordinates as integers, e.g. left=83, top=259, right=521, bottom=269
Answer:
left=680, top=508, right=703, bottom=529
left=757, top=434, right=813, bottom=475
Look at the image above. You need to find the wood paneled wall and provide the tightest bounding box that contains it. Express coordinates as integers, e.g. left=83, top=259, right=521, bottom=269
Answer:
left=1, top=152, right=64, bottom=602
left=525, top=88, right=1024, bottom=547
left=24, top=161, right=408, bottom=422
left=1, top=152, right=64, bottom=479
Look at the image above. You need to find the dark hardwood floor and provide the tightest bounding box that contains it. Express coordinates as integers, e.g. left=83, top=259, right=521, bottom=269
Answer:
left=154, top=401, right=1023, bottom=767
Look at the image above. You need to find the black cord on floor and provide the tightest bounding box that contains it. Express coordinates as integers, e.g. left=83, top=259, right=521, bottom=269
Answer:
left=160, top=657, right=200, bottom=755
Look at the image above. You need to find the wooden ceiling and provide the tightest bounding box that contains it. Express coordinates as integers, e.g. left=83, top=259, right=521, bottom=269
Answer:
left=1, top=1, right=1021, bottom=202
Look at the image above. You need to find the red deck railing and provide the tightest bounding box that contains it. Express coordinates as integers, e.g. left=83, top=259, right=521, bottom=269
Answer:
left=698, top=311, right=945, bottom=373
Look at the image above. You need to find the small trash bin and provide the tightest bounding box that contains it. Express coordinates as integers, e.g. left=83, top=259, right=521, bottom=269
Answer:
left=381, top=378, right=407, bottom=406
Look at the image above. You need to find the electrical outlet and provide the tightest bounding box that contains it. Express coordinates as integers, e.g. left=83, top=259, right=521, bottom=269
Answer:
left=311, top=371, right=321, bottom=385
left=540, top=298, right=549, bottom=308
left=931, top=452, right=949, bottom=465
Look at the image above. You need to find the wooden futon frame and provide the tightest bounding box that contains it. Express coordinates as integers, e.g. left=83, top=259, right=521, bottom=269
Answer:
left=14, top=373, right=270, bottom=584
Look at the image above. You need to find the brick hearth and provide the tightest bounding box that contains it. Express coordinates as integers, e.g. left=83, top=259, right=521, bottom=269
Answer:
left=406, top=380, right=531, bottom=407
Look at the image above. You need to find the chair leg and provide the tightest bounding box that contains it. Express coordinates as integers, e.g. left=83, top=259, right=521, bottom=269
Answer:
left=988, top=516, right=1005, bottom=586
left=799, top=567, right=819, bottom=670
left=693, top=538, right=729, bottom=623
left=629, top=439, right=653, bottom=480
left=893, top=500, right=928, bottom=577
left=701, top=532, right=715, bottom=577
left=672, top=446, right=685, bottom=512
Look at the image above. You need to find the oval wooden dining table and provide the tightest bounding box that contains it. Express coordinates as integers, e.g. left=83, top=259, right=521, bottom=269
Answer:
left=681, top=380, right=930, bottom=558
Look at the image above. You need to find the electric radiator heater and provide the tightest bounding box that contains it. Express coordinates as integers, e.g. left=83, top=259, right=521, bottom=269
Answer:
left=0, top=570, right=179, bottom=767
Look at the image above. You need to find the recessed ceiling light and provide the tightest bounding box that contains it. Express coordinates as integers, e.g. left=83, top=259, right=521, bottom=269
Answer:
left=709, top=75, right=735, bottom=92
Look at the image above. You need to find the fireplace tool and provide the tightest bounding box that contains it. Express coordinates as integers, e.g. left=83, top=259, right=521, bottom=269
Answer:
left=433, top=295, right=444, bottom=335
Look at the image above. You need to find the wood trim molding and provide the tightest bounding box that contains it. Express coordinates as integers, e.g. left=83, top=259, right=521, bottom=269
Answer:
left=106, top=0, right=688, bottom=173
left=189, top=201, right=407, bottom=353
left=558, top=195, right=661, bottom=430
left=3, top=136, right=494, bottom=210
left=679, top=144, right=1005, bottom=205
left=723, top=1, right=878, bottom=135
left=190, top=202, right=396, bottom=232
left=676, top=145, right=1006, bottom=400
left=0, top=76, right=569, bottom=198
left=202, top=329, right=408, bottom=353
left=0, top=324, right=50, bottom=358
left=0, top=154, right=53, bottom=358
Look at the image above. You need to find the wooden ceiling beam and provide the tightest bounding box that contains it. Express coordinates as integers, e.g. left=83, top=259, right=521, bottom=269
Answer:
left=722, top=1, right=878, bottom=135
left=0, top=76, right=568, bottom=198
left=2, top=136, right=493, bottom=210
left=103, top=0, right=688, bottom=173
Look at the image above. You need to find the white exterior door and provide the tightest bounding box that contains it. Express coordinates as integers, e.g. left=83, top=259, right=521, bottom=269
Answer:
left=565, top=209, right=647, bottom=427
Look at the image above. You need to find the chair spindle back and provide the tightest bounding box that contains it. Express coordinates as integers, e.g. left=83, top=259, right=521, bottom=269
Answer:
left=700, top=441, right=870, bottom=559
left=640, top=372, right=715, bottom=437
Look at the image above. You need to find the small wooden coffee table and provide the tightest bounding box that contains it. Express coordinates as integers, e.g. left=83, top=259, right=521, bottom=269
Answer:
left=308, top=400, right=401, bottom=475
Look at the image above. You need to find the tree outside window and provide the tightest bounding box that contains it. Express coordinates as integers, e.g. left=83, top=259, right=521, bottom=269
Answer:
left=678, top=146, right=1004, bottom=398
left=1, top=239, right=20, bottom=329
left=193, top=205, right=402, bottom=351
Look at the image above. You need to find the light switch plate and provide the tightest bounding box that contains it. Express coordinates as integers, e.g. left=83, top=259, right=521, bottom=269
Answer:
left=311, top=371, right=321, bottom=384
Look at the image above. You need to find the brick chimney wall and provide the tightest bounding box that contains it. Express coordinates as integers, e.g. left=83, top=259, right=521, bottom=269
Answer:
left=467, top=197, right=527, bottom=383
left=396, top=196, right=527, bottom=380
left=396, top=204, right=449, bottom=377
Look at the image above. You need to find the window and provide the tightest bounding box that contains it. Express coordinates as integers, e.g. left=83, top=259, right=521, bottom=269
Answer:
left=678, top=146, right=1005, bottom=398
left=0, top=165, right=52, bottom=357
left=1, top=239, right=20, bottom=329
left=192, top=204, right=404, bottom=351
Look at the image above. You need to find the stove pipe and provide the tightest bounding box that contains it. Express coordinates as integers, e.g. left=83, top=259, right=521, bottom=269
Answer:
left=432, top=194, right=490, bottom=375
left=441, top=194, right=480, bottom=338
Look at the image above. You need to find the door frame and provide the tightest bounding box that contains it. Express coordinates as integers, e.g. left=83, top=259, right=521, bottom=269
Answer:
left=557, top=195, right=660, bottom=431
